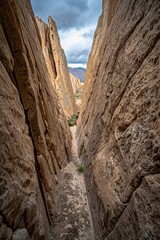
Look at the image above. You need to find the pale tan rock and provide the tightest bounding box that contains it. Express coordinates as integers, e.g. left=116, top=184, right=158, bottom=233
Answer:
left=36, top=17, right=77, bottom=118
left=35, top=17, right=57, bottom=89
left=70, top=73, right=83, bottom=110
left=0, top=0, right=72, bottom=239
left=69, top=73, right=81, bottom=94
left=78, top=0, right=160, bottom=239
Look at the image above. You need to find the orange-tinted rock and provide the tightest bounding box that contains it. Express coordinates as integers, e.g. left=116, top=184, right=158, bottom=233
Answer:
left=36, top=17, right=77, bottom=118
left=0, top=0, right=72, bottom=239
left=78, top=0, right=160, bottom=239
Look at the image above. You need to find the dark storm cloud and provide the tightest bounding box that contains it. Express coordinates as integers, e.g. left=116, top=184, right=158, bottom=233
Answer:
left=50, top=0, right=89, bottom=30
left=31, top=0, right=102, bottom=64
left=50, top=6, right=85, bottom=30
left=64, top=0, right=89, bottom=12
left=31, top=0, right=101, bottom=30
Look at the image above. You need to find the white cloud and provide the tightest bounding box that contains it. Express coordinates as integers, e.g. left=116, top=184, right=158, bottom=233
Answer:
left=59, top=26, right=95, bottom=64
left=31, top=0, right=102, bottom=65
left=68, top=63, right=87, bottom=68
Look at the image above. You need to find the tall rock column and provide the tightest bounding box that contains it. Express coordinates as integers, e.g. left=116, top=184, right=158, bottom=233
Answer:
left=36, top=17, right=77, bottom=118
left=69, top=73, right=82, bottom=94
left=78, top=0, right=160, bottom=239
left=0, top=0, right=72, bottom=239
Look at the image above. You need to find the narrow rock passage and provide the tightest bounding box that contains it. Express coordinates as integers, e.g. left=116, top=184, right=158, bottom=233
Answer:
left=50, top=126, right=94, bottom=240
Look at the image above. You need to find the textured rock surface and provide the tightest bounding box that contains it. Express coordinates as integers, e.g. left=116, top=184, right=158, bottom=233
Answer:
left=50, top=126, right=94, bottom=240
left=12, top=229, right=31, bottom=240
left=0, top=0, right=72, bottom=239
left=36, top=17, right=77, bottom=118
left=106, top=174, right=160, bottom=240
left=50, top=161, right=93, bottom=240
left=70, top=73, right=81, bottom=94
left=70, top=73, right=82, bottom=110
left=78, top=0, right=160, bottom=239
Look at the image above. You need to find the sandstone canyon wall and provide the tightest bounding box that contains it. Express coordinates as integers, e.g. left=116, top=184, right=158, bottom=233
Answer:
left=78, top=0, right=160, bottom=239
left=69, top=73, right=81, bottom=94
left=36, top=17, right=77, bottom=118
left=0, top=1, right=72, bottom=239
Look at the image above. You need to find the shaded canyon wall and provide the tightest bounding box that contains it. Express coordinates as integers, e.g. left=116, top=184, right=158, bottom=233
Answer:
left=0, top=0, right=72, bottom=239
left=36, top=17, right=77, bottom=118
left=78, top=0, right=160, bottom=239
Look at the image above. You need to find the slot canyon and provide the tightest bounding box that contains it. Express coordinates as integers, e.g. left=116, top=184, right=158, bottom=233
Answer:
left=0, top=0, right=160, bottom=239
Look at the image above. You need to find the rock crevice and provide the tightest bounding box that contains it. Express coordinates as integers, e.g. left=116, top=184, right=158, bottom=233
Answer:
left=36, top=16, right=77, bottom=118
left=0, top=0, right=160, bottom=239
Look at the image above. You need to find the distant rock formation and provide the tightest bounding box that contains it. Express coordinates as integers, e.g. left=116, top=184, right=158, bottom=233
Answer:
left=78, top=0, right=160, bottom=239
left=0, top=1, right=72, bottom=239
left=36, top=17, right=77, bottom=118
left=69, top=73, right=83, bottom=110
left=69, top=73, right=81, bottom=94
left=69, top=67, right=86, bottom=82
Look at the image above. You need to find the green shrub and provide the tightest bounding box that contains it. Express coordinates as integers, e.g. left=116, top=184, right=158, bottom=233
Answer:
left=75, top=92, right=82, bottom=100
left=77, top=164, right=84, bottom=173
left=67, top=119, right=75, bottom=126
left=67, top=112, right=80, bottom=127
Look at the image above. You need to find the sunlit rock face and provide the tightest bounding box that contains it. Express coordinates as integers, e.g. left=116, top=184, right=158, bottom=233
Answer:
left=69, top=73, right=81, bottom=94
left=0, top=0, right=72, bottom=239
left=77, top=0, right=160, bottom=239
left=36, top=17, right=77, bottom=118
left=69, top=73, right=82, bottom=110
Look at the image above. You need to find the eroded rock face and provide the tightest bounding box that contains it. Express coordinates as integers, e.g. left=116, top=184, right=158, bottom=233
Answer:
left=69, top=73, right=81, bottom=94
left=70, top=73, right=82, bottom=110
left=0, top=0, right=72, bottom=239
left=36, top=17, right=77, bottom=118
left=78, top=0, right=160, bottom=239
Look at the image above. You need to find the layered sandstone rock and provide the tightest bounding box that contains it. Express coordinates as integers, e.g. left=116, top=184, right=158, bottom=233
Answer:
left=70, top=73, right=82, bottom=110
left=78, top=0, right=160, bottom=239
left=36, top=17, right=77, bottom=118
left=0, top=0, right=72, bottom=239
left=69, top=73, right=81, bottom=94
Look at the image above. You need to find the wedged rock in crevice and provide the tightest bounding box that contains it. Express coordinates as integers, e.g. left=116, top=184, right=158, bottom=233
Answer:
left=78, top=0, right=160, bottom=239
left=0, top=0, right=72, bottom=239
left=36, top=16, right=77, bottom=118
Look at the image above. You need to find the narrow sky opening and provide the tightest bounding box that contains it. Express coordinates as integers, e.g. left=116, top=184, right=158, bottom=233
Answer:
left=31, top=0, right=102, bottom=69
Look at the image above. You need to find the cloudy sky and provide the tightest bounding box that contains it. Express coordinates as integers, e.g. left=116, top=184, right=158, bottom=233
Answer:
left=31, top=0, right=102, bottom=68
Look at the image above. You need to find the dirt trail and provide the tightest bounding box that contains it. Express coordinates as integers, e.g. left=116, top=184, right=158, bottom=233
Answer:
left=50, top=126, right=94, bottom=240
